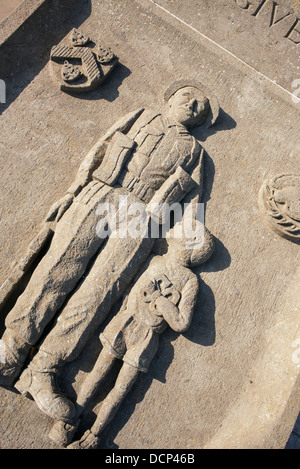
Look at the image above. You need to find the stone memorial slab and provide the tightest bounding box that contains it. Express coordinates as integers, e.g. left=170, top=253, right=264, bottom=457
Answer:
left=150, top=0, right=300, bottom=93
left=0, top=0, right=299, bottom=450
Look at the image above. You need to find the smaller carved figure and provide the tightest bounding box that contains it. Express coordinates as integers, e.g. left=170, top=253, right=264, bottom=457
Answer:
left=49, top=229, right=214, bottom=449
left=258, top=174, right=300, bottom=241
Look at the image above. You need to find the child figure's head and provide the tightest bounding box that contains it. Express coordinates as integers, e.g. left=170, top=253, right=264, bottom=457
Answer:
left=166, top=226, right=214, bottom=268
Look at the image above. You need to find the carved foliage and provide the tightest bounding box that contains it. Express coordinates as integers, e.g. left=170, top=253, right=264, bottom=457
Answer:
left=258, top=174, right=300, bottom=241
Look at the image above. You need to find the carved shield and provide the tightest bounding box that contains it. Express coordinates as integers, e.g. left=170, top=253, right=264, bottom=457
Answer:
left=49, top=28, right=118, bottom=93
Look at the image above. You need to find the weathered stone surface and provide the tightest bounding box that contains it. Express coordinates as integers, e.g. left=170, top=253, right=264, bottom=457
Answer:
left=150, top=0, right=300, bottom=93
left=0, top=0, right=46, bottom=43
left=0, top=0, right=23, bottom=23
left=0, top=0, right=299, bottom=450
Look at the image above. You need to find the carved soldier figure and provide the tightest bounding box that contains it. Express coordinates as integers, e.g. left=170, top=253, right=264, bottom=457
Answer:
left=51, top=230, right=214, bottom=449
left=0, top=79, right=219, bottom=424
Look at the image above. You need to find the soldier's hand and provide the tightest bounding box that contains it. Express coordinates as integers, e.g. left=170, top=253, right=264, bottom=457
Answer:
left=45, top=193, right=74, bottom=222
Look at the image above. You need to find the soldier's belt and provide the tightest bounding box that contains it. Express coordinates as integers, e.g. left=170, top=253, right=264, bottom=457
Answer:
left=118, top=170, right=155, bottom=204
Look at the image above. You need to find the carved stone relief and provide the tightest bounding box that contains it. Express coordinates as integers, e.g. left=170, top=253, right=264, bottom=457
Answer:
left=51, top=231, right=215, bottom=449
left=2, top=0, right=300, bottom=452
left=258, top=174, right=300, bottom=242
left=0, top=80, right=220, bottom=448
left=49, top=28, right=118, bottom=93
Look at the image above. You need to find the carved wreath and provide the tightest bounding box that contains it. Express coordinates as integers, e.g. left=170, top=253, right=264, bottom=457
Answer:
left=258, top=174, right=300, bottom=242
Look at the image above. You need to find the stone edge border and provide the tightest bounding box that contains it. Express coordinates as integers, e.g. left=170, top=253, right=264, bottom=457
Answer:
left=0, top=0, right=46, bottom=46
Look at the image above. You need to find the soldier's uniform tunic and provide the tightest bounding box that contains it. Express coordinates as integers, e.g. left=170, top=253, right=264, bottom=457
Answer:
left=5, top=109, right=202, bottom=367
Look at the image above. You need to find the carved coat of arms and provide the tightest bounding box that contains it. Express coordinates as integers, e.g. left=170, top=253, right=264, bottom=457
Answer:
left=49, top=28, right=118, bottom=92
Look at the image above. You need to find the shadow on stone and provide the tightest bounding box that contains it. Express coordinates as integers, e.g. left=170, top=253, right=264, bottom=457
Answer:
left=0, top=0, right=92, bottom=115
left=64, top=62, right=131, bottom=103
left=285, top=413, right=300, bottom=449
left=195, top=107, right=237, bottom=143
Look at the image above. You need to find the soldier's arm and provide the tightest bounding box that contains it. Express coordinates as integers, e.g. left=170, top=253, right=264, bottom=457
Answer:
left=147, top=146, right=205, bottom=224
left=67, top=108, right=145, bottom=196
left=154, top=276, right=199, bottom=333
left=147, top=166, right=196, bottom=224
left=183, top=146, right=205, bottom=205
left=45, top=108, right=144, bottom=222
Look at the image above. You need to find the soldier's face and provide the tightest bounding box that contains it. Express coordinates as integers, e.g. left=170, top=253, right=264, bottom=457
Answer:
left=169, top=87, right=209, bottom=127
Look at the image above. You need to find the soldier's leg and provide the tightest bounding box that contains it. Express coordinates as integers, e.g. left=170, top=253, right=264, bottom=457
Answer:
left=0, top=184, right=112, bottom=385
left=69, top=363, right=140, bottom=449
left=76, top=346, right=117, bottom=413
left=31, top=225, right=154, bottom=369
left=48, top=346, right=117, bottom=446
left=15, top=228, right=153, bottom=421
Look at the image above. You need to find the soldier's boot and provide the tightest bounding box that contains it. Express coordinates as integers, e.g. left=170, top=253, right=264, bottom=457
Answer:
left=67, top=430, right=101, bottom=450
left=49, top=419, right=81, bottom=447
left=15, top=350, right=76, bottom=424
left=0, top=329, right=31, bottom=387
